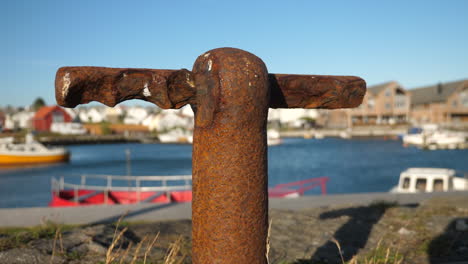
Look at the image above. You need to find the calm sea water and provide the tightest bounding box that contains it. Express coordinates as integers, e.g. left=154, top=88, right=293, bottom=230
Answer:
left=0, top=138, right=467, bottom=208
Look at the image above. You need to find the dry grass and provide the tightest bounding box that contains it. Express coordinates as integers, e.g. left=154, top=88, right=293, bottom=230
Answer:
left=164, top=236, right=185, bottom=264
left=102, top=212, right=184, bottom=264
left=330, top=237, right=404, bottom=264
left=50, top=225, right=63, bottom=264
left=266, top=219, right=273, bottom=264
left=144, top=231, right=160, bottom=263
left=129, top=235, right=146, bottom=264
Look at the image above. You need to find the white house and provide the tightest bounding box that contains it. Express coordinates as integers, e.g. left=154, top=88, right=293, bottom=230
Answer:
left=268, top=109, right=318, bottom=127
left=142, top=114, right=159, bottom=131
left=79, top=107, right=106, bottom=123
left=64, top=108, right=77, bottom=120
left=105, top=105, right=123, bottom=123
left=146, top=109, right=193, bottom=132
left=180, top=105, right=194, bottom=118
left=4, top=111, right=35, bottom=130
left=123, top=106, right=149, bottom=125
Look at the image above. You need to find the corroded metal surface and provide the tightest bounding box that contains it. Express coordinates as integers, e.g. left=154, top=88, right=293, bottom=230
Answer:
left=55, top=69, right=365, bottom=110
left=269, top=74, right=366, bottom=109
left=55, top=67, right=195, bottom=108
left=191, top=48, right=269, bottom=263
left=54, top=47, right=367, bottom=264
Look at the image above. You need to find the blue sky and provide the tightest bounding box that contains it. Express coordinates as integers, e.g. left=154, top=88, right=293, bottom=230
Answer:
left=1, top=0, right=467, bottom=107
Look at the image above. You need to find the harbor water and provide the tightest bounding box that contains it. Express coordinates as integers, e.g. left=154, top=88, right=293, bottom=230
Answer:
left=0, top=138, right=467, bottom=208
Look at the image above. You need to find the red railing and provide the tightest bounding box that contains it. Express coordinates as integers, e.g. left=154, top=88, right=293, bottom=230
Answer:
left=269, top=177, right=329, bottom=197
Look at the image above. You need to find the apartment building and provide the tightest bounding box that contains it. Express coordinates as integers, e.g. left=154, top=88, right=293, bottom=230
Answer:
left=410, top=79, right=468, bottom=124
left=349, top=81, right=411, bottom=125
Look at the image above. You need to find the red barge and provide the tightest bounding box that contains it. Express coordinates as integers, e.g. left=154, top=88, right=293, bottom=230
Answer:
left=50, top=174, right=328, bottom=207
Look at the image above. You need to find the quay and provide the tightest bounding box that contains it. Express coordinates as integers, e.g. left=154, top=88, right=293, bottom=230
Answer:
left=39, top=135, right=145, bottom=145
left=0, top=191, right=466, bottom=227
left=280, top=127, right=408, bottom=138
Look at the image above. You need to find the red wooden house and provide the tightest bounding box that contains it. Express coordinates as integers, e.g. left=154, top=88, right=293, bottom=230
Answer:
left=33, top=106, right=72, bottom=132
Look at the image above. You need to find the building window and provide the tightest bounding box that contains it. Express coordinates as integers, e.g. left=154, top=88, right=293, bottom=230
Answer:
left=368, top=98, right=375, bottom=109
left=452, top=100, right=458, bottom=107
left=416, top=178, right=427, bottom=192
left=52, top=111, right=64, bottom=123
left=385, top=103, right=391, bottom=110
left=461, top=91, right=468, bottom=107
left=395, top=95, right=406, bottom=108
left=433, top=179, right=444, bottom=191
left=385, top=89, right=391, bottom=97
left=402, top=177, right=410, bottom=189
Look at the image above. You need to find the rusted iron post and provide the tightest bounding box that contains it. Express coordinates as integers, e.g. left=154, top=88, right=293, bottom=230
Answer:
left=55, top=47, right=366, bottom=264
left=191, top=49, right=270, bottom=263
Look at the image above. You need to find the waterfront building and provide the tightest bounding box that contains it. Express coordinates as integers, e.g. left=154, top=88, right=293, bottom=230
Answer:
left=32, top=105, right=73, bottom=132
left=78, top=107, right=106, bottom=123
left=104, top=105, right=124, bottom=123
left=4, top=110, right=35, bottom=131
left=349, top=81, right=411, bottom=125
left=268, top=109, right=319, bottom=128
left=123, top=106, right=149, bottom=125
left=146, top=108, right=194, bottom=132
left=319, top=81, right=411, bottom=128
left=410, top=79, right=468, bottom=125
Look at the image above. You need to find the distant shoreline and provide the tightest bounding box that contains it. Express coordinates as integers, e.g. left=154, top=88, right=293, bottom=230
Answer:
left=39, top=128, right=406, bottom=146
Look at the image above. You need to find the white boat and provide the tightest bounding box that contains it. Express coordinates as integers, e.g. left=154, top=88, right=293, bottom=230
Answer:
left=303, top=131, right=324, bottom=139
left=0, top=134, right=70, bottom=165
left=339, top=130, right=351, bottom=139
left=267, top=129, right=282, bottom=146
left=391, top=168, right=468, bottom=193
left=314, top=131, right=325, bottom=139
left=403, top=125, right=466, bottom=149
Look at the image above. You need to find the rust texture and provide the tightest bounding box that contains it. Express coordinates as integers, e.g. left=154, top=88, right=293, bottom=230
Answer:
left=269, top=74, right=366, bottom=109
left=56, top=69, right=366, bottom=111
left=55, top=67, right=195, bottom=108
left=54, top=47, right=367, bottom=264
left=191, top=48, right=270, bottom=263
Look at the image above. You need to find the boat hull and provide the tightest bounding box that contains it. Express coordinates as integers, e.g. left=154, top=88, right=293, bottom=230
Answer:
left=0, top=153, right=70, bottom=165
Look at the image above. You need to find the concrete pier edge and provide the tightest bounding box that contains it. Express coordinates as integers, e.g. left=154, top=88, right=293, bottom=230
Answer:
left=0, top=191, right=466, bottom=227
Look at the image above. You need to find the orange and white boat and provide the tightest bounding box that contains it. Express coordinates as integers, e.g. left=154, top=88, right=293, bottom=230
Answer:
left=0, top=134, right=70, bottom=165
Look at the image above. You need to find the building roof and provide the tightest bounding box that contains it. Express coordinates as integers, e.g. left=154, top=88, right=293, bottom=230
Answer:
left=409, top=79, right=467, bottom=106
left=367, top=81, right=400, bottom=96
left=33, top=105, right=68, bottom=120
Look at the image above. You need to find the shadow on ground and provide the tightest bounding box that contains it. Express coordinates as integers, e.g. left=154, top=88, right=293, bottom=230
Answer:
left=294, top=202, right=417, bottom=263
left=428, top=217, right=468, bottom=264
left=88, top=202, right=179, bottom=226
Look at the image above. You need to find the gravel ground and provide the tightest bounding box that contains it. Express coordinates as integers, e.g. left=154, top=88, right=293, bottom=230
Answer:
left=1, top=196, right=467, bottom=264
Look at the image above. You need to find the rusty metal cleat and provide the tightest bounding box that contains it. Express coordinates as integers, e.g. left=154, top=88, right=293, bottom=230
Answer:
left=55, top=47, right=366, bottom=264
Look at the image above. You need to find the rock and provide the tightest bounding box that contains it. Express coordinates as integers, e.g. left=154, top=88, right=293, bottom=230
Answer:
left=61, top=230, right=91, bottom=251
left=81, top=225, right=106, bottom=236
left=0, top=248, right=65, bottom=264
left=28, top=239, right=55, bottom=254
left=68, top=255, right=104, bottom=264
left=398, top=227, right=415, bottom=235
left=455, top=219, right=468, bottom=231
left=72, top=241, right=106, bottom=255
